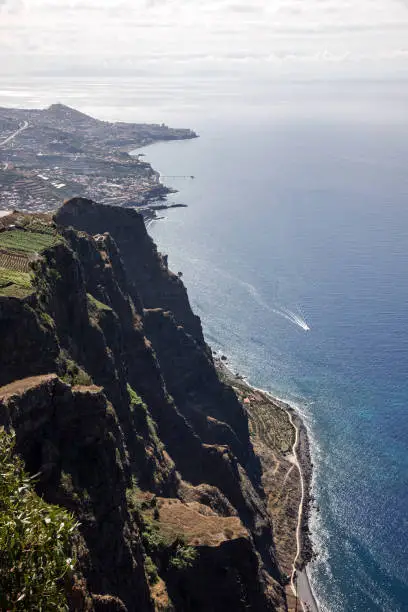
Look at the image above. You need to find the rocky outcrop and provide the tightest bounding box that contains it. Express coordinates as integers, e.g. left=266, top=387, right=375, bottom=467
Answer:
left=0, top=198, right=287, bottom=611
left=0, top=296, right=59, bottom=387
left=143, top=309, right=251, bottom=461
left=54, top=198, right=204, bottom=344
left=167, top=537, right=280, bottom=612
left=0, top=375, right=152, bottom=611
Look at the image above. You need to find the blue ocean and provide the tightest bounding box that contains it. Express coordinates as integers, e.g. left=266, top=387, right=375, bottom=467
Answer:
left=140, top=118, right=408, bottom=611
left=2, top=74, right=406, bottom=611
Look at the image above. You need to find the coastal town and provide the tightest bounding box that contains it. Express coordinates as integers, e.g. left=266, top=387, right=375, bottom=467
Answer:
left=0, top=103, right=197, bottom=216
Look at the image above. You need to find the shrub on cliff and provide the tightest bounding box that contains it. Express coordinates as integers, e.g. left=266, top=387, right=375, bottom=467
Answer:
left=168, top=542, right=197, bottom=572
left=0, top=428, right=78, bottom=610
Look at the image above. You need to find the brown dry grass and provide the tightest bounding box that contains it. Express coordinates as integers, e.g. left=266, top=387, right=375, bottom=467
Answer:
left=150, top=577, right=174, bottom=611
left=0, top=374, right=58, bottom=401
left=152, top=498, right=248, bottom=548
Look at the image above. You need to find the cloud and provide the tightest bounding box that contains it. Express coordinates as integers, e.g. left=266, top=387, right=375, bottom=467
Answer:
left=0, top=0, right=407, bottom=81
left=226, top=4, right=264, bottom=14
left=0, top=0, right=24, bottom=13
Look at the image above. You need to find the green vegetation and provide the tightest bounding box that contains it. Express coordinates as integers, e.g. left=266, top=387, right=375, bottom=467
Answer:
left=60, top=357, right=93, bottom=387
left=60, top=472, right=91, bottom=506
left=142, top=517, right=171, bottom=554
left=40, top=311, right=55, bottom=330
left=126, top=479, right=160, bottom=517
left=21, top=220, right=56, bottom=235
left=0, top=229, right=59, bottom=255
left=87, top=293, right=112, bottom=313
left=146, top=413, right=164, bottom=451
left=0, top=429, right=78, bottom=611
left=126, top=476, right=143, bottom=513
left=60, top=472, right=78, bottom=501
left=127, top=383, right=147, bottom=413
left=0, top=268, right=31, bottom=289
left=0, top=267, right=32, bottom=298
left=144, top=556, right=159, bottom=585
left=47, top=268, right=61, bottom=283
left=141, top=514, right=197, bottom=573
left=126, top=475, right=197, bottom=588
left=168, top=543, right=198, bottom=572
left=127, top=384, right=164, bottom=464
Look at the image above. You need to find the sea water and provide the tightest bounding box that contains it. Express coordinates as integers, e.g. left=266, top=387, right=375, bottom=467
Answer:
left=142, top=119, right=408, bottom=611
left=1, top=77, right=407, bottom=611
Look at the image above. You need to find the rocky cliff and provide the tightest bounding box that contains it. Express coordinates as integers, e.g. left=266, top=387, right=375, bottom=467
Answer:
left=0, top=198, right=288, bottom=611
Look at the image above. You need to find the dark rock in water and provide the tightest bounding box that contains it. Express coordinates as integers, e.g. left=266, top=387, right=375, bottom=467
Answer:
left=0, top=197, right=287, bottom=611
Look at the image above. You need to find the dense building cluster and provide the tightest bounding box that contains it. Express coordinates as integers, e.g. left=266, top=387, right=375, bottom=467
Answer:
left=0, top=103, right=196, bottom=214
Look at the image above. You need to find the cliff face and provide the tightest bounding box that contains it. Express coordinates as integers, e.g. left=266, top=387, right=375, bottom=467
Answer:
left=0, top=198, right=287, bottom=611
left=54, top=198, right=204, bottom=344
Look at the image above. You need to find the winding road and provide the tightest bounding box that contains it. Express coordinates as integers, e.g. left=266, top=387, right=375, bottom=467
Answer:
left=0, top=120, right=28, bottom=148
left=288, top=410, right=305, bottom=595
left=287, top=410, right=318, bottom=612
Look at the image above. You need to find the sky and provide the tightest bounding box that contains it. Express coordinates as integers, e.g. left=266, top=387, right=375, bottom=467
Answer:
left=0, top=0, right=408, bottom=121
left=1, top=0, right=408, bottom=79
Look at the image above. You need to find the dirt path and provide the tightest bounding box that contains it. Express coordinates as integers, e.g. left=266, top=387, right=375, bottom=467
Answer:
left=287, top=410, right=304, bottom=594
left=217, top=361, right=318, bottom=611
left=282, top=463, right=295, bottom=486
left=287, top=410, right=318, bottom=612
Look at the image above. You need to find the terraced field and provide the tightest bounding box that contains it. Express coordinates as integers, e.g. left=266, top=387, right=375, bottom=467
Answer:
left=24, top=220, right=55, bottom=235
left=0, top=229, right=58, bottom=254
left=247, top=398, right=294, bottom=454
left=0, top=249, right=30, bottom=272
left=0, top=268, right=32, bottom=298
left=0, top=216, right=59, bottom=296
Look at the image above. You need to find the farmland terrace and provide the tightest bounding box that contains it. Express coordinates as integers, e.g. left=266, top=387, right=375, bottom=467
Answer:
left=0, top=211, right=58, bottom=298
left=0, top=103, right=197, bottom=215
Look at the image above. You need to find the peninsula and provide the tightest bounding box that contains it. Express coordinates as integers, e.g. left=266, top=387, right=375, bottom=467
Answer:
left=0, top=104, right=197, bottom=215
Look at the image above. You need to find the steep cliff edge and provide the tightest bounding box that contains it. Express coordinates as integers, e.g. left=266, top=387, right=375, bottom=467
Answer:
left=54, top=198, right=204, bottom=344
left=0, top=199, right=287, bottom=611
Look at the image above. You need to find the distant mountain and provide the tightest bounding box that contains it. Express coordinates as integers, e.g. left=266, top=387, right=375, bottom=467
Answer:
left=44, top=103, right=100, bottom=128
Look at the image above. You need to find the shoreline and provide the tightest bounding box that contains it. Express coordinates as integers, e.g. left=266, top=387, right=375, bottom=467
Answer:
left=286, top=408, right=318, bottom=612
left=215, top=356, right=319, bottom=612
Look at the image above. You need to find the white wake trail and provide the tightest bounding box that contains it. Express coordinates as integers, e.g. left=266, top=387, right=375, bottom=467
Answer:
left=279, top=307, right=311, bottom=332
left=239, top=281, right=311, bottom=332
left=193, top=263, right=311, bottom=332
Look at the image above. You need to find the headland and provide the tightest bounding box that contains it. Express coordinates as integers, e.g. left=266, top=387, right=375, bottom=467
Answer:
left=0, top=103, right=197, bottom=216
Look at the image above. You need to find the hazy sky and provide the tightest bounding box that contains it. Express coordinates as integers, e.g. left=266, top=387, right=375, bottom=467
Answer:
left=1, top=0, right=408, bottom=79
left=1, top=1, right=407, bottom=122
